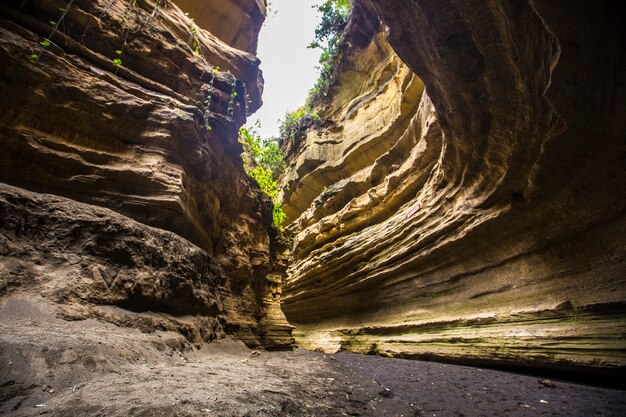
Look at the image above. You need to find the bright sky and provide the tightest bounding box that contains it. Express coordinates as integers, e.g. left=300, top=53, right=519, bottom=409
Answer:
left=247, top=0, right=324, bottom=139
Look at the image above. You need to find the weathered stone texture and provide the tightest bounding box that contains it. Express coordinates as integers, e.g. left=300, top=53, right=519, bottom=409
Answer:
left=281, top=0, right=626, bottom=375
left=176, top=0, right=266, bottom=54
left=0, top=0, right=292, bottom=348
left=0, top=183, right=227, bottom=343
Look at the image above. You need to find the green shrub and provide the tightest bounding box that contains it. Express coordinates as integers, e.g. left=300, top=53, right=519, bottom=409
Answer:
left=239, top=126, right=286, bottom=229
left=272, top=202, right=287, bottom=228
left=278, top=106, right=321, bottom=145
left=308, top=0, right=351, bottom=100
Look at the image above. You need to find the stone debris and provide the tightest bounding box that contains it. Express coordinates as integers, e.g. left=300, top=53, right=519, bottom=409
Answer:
left=378, top=388, right=395, bottom=398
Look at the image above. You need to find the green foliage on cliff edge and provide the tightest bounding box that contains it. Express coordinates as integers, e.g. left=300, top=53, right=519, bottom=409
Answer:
left=278, top=105, right=321, bottom=146
left=308, top=0, right=351, bottom=100
left=238, top=1, right=351, bottom=227
left=239, top=126, right=286, bottom=229
left=276, top=0, right=350, bottom=147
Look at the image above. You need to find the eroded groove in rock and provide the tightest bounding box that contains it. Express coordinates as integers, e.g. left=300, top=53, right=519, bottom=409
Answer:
left=281, top=0, right=626, bottom=375
left=0, top=0, right=293, bottom=349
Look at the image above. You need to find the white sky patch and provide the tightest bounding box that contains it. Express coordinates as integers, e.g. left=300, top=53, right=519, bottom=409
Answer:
left=247, top=0, right=325, bottom=139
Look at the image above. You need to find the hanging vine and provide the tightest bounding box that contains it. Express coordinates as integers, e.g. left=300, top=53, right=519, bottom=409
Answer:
left=203, top=66, right=219, bottom=132
left=30, top=0, right=76, bottom=62
left=226, top=70, right=238, bottom=119
left=27, top=0, right=245, bottom=136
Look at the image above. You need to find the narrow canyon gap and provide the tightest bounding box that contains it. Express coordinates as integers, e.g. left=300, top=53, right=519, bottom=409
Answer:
left=0, top=0, right=624, bottom=415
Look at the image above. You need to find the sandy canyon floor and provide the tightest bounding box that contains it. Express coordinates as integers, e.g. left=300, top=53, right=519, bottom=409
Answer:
left=1, top=296, right=624, bottom=417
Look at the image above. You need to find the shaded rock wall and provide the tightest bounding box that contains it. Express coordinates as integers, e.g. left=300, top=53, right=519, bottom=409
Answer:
left=0, top=0, right=292, bottom=349
left=175, top=0, right=266, bottom=54
left=280, top=0, right=626, bottom=376
left=0, top=183, right=226, bottom=343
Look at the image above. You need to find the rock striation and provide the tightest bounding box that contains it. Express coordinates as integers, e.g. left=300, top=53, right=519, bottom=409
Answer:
left=280, top=0, right=626, bottom=378
left=0, top=0, right=292, bottom=349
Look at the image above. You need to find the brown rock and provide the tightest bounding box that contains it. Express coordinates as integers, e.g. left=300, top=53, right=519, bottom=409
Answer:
left=0, top=0, right=291, bottom=348
left=175, top=0, right=266, bottom=54
left=0, top=183, right=226, bottom=342
left=539, top=379, right=556, bottom=388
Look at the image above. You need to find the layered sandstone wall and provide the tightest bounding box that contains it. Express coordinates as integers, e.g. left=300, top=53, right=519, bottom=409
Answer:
left=281, top=0, right=626, bottom=376
left=0, top=0, right=292, bottom=349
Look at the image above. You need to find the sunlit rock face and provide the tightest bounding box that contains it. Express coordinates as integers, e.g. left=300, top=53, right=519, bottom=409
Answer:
left=281, top=0, right=626, bottom=375
left=0, top=0, right=292, bottom=349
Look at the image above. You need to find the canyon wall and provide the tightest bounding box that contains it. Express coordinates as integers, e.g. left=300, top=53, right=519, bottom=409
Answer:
left=0, top=0, right=293, bottom=349
left=281, top=0, right=626, bottom=377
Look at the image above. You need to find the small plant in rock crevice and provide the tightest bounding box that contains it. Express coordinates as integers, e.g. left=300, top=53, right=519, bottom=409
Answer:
left=179, top=13, right=245, bottom=128
left=121, top=0, right=137, bottom=32
left=113, top=49, right=123, bottom=66
left=189, top=19, right=200, bottom=54
left=30, top=0, right=76, bottom=63
left=140, top=0, right=167, bottom=31
left=111, top=0, right=139, bottom=72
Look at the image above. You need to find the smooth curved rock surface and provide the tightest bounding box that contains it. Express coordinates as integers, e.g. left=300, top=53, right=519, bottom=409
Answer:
left=280, top=0, right=626, bottom=375
left=0, top=0, right=292, bottom=349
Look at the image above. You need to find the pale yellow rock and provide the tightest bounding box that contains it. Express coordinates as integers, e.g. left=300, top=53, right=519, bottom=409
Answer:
left=280, top=0, right=626, bottom=376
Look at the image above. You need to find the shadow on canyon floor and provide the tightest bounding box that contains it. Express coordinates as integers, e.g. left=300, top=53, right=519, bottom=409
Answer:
left=1, top=296, right=625, bottom=417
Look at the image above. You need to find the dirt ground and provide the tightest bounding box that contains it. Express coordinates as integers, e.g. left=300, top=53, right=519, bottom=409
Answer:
left=1, top=296, right=625, bottom=417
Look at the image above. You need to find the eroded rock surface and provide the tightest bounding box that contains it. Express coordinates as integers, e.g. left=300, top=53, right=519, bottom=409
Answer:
left=175, top=0, right=266, bottom=54
left=281, top=0, right=626, bottom=376
left=0, top=0, right=292, bottom=348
